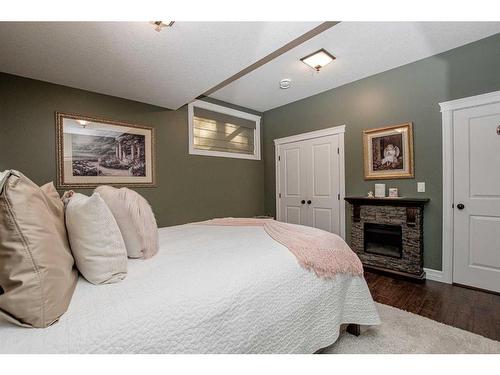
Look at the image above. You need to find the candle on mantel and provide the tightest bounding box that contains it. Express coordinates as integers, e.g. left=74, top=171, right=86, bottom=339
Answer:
left=375, top=184, right=386, bottom=198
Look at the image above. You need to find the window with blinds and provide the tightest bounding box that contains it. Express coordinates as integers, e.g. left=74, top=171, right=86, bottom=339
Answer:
left=188, top=101, right=261, bottom=160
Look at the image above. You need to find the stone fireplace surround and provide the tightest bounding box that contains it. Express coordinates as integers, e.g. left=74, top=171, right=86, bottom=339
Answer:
left=345, top=197, right=429, bottom=281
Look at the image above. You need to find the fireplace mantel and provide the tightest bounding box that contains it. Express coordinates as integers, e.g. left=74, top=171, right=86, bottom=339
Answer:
left=344, top=196, right=429, bottom=281
left=344, top=196, right=429, bottom=207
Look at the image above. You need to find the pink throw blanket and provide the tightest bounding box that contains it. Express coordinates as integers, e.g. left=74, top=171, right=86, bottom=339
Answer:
left=198, top=218, right=363, bottom=279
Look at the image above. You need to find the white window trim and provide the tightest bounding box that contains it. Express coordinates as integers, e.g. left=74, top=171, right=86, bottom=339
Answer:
left=188, top=100, right=261, bottom=160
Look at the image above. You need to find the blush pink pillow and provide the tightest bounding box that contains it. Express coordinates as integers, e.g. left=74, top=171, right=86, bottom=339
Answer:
left=95, top=186, right=159, bottom=259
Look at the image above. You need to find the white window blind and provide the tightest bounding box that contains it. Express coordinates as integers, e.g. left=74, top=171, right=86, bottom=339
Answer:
left=188, top=101, right=261, bottom=160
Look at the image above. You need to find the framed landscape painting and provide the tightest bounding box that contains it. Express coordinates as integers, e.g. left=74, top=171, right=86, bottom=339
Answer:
left=56, top=112, right=155, bottom=188
left=363, top=122, right=414, bottom=180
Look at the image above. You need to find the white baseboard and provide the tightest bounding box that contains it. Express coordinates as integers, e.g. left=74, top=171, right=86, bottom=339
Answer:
left=424, top=268, right=450, bottom=283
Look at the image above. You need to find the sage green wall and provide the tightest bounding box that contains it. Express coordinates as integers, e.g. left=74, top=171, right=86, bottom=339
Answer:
left=0, top=73, right=265, bottom=226
left=1, top=34, right=499, bottom=270
left=263, top=34, right=500, bottom=270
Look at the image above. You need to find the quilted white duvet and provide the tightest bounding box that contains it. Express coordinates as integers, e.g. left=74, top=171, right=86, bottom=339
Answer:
left=0, top=224, right=380, bottom=353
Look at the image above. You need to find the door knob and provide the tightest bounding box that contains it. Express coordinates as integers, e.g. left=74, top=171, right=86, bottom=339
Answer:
left=457, top=203, right=465, bottom=210
left=301, top=200, right=305, bottom=204
left=307, top=200, right=312, bottom=205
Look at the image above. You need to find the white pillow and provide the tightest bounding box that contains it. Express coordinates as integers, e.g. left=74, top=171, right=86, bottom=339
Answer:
left=65, top=192, right=127, bottom=285
left=95, top=186, right=159, bottom=259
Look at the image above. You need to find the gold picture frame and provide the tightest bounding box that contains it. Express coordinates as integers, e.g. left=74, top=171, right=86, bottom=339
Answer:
left=363, top=122, right=414, bottom=180
left=56, top=112, right=156, bottom=188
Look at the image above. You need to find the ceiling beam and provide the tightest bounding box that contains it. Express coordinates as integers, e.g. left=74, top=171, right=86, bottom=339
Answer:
left=200, top=21, right=340, bottom=98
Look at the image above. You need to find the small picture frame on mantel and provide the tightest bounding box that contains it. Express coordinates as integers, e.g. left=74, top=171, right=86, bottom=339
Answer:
left=388, top=188, right=399, bottom=198
left=363, top=122, right=414, bottom=180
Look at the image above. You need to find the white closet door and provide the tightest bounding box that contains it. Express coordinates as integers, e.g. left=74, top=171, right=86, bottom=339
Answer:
left=304, top=135, right=340, bottom=233
left=453, top=101, right=500, bottom=293
left=278, top=141, right=308, bottom=225
left=278, top=134, right=341, bottom=235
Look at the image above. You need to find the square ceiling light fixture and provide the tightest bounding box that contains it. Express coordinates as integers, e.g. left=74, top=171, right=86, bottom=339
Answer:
left=300, top=49, right=336, bottom=71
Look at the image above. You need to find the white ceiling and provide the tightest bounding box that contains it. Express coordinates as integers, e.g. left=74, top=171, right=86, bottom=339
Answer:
left=209, top=22, right=500, bottom=112
left=1, top=22, right=499, bottom=113
left=0, top=21, right=320, bottom=109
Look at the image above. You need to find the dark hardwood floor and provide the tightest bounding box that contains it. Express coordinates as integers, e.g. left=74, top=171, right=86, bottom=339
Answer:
left=364, top=271, right=500, bottom=341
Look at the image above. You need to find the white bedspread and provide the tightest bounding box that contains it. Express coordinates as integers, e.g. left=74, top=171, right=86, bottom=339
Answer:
left=0, top=224, right=380, bottom=353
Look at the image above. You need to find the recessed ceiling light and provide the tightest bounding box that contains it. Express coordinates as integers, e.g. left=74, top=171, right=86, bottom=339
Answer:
left=279, top=79, right=292, bottom=89
left=300, top=49, right=336, bottom=72
left=151, top=21, right=175, bottom=32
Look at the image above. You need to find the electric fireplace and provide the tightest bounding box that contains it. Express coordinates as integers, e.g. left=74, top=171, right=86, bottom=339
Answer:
left=345, top=196, right=429, bottom=281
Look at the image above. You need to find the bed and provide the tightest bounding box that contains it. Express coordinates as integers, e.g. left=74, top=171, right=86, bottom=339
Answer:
left=0, top=223, right=380, bottom=353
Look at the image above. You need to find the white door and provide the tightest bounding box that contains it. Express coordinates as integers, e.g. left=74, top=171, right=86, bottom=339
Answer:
left=278, top=141, right=308, bottom=225
left=278, top=134, right=341, bottom=234
left=305, top=135, right=341, bottom=233
left=453, top=101, right=500, bottom=293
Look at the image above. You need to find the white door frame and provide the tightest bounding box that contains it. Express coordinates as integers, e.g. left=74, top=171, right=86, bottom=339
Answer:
left=439, top=90, right=500, bottom=284
left=274, top=125, right=346, bottom=239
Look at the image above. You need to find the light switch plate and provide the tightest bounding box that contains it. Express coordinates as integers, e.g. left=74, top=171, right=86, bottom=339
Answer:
left=417, top=182, right=426, bottom=193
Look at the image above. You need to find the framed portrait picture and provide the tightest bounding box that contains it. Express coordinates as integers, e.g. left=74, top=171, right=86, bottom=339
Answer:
left=56, top=112, right=155, bottom=188
left=363, top=122, right=414, bottom=180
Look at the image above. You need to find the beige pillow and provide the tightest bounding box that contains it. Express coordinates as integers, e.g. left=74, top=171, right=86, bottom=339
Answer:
left=0, top=170, right=78, bottom=328
left=95, top=186, right=159, bottom=259
left=65, top=192, right=128, bottom=285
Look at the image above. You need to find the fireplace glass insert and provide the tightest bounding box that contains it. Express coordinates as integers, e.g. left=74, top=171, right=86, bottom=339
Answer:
left=364, top=223, right=402, bottom=258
